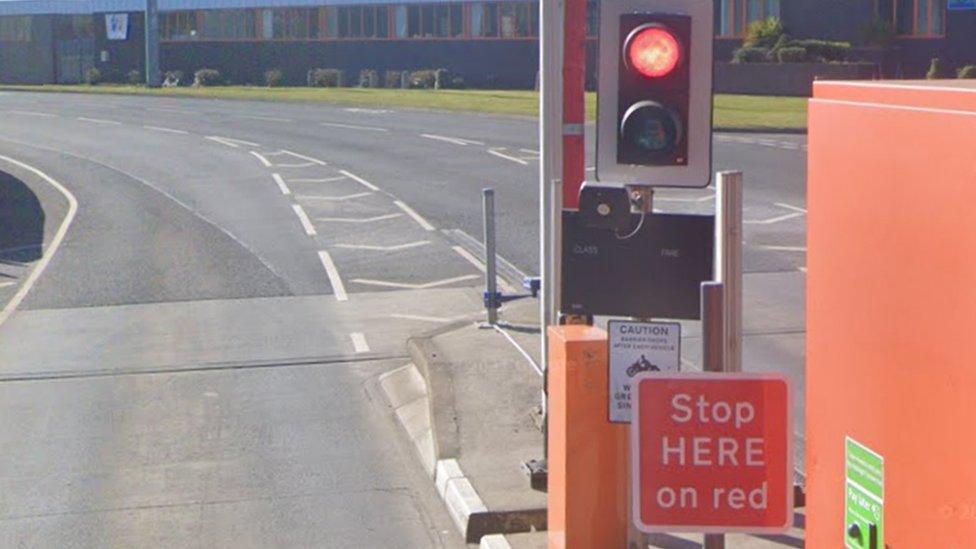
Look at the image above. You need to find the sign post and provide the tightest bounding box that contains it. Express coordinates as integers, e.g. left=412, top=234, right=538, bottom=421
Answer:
left=631, top=373, right=793, bottom=533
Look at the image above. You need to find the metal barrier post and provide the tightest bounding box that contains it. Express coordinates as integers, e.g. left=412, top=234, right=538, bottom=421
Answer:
left=483, top=188, right=498, bottom=325
left=701, top=281, right=726, bottom=549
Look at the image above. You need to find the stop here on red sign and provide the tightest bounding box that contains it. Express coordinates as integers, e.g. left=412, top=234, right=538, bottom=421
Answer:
left=632, top=373, right=792, bottom=533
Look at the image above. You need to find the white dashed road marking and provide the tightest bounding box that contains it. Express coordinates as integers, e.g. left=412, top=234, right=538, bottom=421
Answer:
left=487, top=148, right=530, bottom=165
left=338, top=170, right=380, bottom=191
left=292, top=204, right=317, bottom=235
left=317, top=250, right=348, bottom=301
left=334, top=241, right=430, bottom=252
left=272, top=173, right=291, bottom=195
left=144, top=125, right=189, bottom=135
left=394, top=201, right=435, bottom=231
left=350, top=332, right=370, bottom=353
left=78, top=117, right=121, bottom=125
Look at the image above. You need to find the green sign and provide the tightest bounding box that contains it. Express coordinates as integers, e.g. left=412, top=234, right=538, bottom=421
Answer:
left=845, top=437, right=884, bottom=549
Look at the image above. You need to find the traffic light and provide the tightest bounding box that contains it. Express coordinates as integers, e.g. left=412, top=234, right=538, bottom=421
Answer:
left=595, top=0, right=713, bottom=189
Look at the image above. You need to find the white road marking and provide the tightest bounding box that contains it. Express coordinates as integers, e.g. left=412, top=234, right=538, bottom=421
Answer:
left=350, top=332, right=370, bottom=353
left=488, top=148, right=530, bottom=165
left=420, top=133, right=485, bottom=146
left=0, top=281, right=15, bottom=288
left=519, top=148, right=540, bottom=155
left=0, top=154, right=77, bottom=329
left=451, top=246, right=518, bottom=294
left=234, top=114, right=292, bottom=122
left=394, top=201, right=435, bottom=231
left=272, top=173, right=291, bottom=195
left=798, top=266, right=808, bottom=273
left=8, top=110, right=55, bottom=117
left=249, top=151, right=272, bottom=167
left=144, top=125, right=189, bottom=135
left=585, top=166, right=596, bottom=172
left=334, top=241, right=430, bottom=251
left=351, top=274, right=480, bottom=290
left=321, top=121, right=389, bottom=132
left=757, top=245, right=807, bottom=252
left=775, top=202, right=807, bottom=213
left=317, top=213, right=402, bottom=223
left=449, top=228, right=530, bottom=281
left=290, top=176, right=347, bottom=183
left=77, top=117, right=121, bottom=125
left=744, top=212, right=805, bottom=225
left=338, top=169, right=380, bottom=191
left=292, top=204, right=317, bottom=235
left=205, top=135, right=260, bottom=148
left=296, top=192, right=372, bottom=201
left=278, top=150, right=328, bottom=166
left=318, top=250, right=348, bottom=301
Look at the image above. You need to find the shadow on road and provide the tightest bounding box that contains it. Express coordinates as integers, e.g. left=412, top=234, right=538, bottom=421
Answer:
left=0, top=169, right=44, bottom=268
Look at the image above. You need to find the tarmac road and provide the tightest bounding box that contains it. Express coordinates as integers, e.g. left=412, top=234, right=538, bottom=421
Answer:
left=0, top=91, right=806, bottom=546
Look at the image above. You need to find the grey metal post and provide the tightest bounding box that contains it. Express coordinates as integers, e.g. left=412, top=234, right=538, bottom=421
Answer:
left=701, top=281, right=725, bottom=549
left=483, top=188, right=498, bottom=325
left=144, top=0, right=162, bottom=87
left=716, top=171, right=743, bottom=372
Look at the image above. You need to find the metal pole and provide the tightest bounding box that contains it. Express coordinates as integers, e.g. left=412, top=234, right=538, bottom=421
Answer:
left=483, top=188, right=498, bottom=325
left=701, top=281, right=725, bottom=549
left=144, top=0, right=161, bottom=87
left=716, top=171, right=743, bottom=372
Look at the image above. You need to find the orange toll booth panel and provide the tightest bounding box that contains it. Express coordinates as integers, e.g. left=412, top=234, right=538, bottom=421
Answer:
left=807, top=80, right=976, bottom=547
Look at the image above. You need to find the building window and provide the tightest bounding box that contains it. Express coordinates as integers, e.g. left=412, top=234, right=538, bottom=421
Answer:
left=269, top=8, right=317, bottom=39
left=56, top=15, right=93, bottom=40
left=407, top=5, right=421, bottom=36
left=161, top=11, right=197, bottom=40
left=395, top=5, right=408, bottom=37
left=716, top=0, right=779, bottom=37
left=432, top=4, right=462, bottom=37
left=878, top=0, right=945, bottom=36
left=499, top=2, right=534, bottom=38
left=201, top=10, right=256, bottom=39
left=471, top=3, right=498, bottom=37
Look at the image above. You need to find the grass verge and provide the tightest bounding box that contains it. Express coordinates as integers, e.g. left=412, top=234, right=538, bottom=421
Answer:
left=0, top=84, right=808, bottom=131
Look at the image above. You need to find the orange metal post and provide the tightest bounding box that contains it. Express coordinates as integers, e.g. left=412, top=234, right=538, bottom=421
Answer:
left=548, top=325, right=628, bottom=548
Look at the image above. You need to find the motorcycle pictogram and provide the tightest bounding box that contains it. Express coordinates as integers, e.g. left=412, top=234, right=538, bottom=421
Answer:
left=626, top=355, right=660, bottom=377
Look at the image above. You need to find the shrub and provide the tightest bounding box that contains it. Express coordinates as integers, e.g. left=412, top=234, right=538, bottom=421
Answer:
left=84, top=68, right=102, bottom=85
left=264, top=68, right=284, bottom=87
left=384, top=70, right=401, bottom=88
left=162, top=70, right=184, bottom=87
left=731, top=47, right=771, bottom=64
left=926, top=58, right=945, bottom=79
left=958, top=65, right=976, bottom=79
left=450, top=76, right=465, bottom=89
left=776, top=47, right=808, bottom=63
left=309, top=68, right=343, bottom=87
left=409, top=69, right=438, bottom=89
left=358, top=69, right=379, bottom=88
left=193, top=68, right=222, bottom=87
left=743, top=17, right=784, bottom=49
left=791, top=39, right=851, bottom=62
left=126, top=70, right=142, bottom=85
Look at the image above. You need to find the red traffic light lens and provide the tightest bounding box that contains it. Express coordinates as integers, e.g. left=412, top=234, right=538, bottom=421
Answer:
left=626, top=26, right=681, bottom=78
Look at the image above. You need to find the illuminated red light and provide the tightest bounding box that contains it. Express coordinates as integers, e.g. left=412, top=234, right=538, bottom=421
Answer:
left=626, top=26, right=681, bottom=78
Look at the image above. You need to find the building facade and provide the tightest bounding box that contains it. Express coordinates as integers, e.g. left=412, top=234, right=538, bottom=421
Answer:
left=0, top=0, right=973, bottom=87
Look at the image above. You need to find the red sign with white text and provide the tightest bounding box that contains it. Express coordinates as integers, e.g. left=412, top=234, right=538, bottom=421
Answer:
left=632, top=373, right=792, bottom=533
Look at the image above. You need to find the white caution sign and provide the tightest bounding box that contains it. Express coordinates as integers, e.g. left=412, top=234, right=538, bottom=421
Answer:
left=608, top=320, right=680, bottom=423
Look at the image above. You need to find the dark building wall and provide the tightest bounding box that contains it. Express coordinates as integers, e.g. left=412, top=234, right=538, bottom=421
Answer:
left=781, top=0, right=874, bottom=41
left=161, top=39, right=540, bottom=88
left=0, top=15, right=55, bottom=84
left=94, top=12, right=145, bottom=82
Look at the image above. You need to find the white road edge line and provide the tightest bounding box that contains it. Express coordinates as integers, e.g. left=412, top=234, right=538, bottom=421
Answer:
left=272, top=173, right=291, bottom=195
left=249, top=151, right=273, bottom=167
left=350, top=332, right=370, bottom=353
left=394, top=201, right=435, bottom=231
left=317, top=213, right=402, bottom=223
left=335, top=241, right=430, bottom=252
left=292, top=204, right=317, bottom=235
left=318, top=250, right=348, bottom=301
left=321, top=122, right=389, bottom=132
left=144, top=125, right=190, bottom=135
left=451, top=246, right=518, bottom=294
left=351, top=274, right=479, bottom=290
left=0, top=154, right=78, bottom=329
left=338, top=170, right=380, bottom=191
left=77, top=117, right=121, bottom=125
left=488, top=148, right=530, bottom=166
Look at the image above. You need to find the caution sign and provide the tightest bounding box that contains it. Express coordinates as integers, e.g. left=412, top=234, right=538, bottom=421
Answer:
left=608, top=320, right=680, bottom=423
left=632, top=373, right=793, bottom=533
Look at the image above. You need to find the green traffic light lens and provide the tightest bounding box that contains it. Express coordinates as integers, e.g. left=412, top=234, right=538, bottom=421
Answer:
left=621, top=101, right=681, bottom=154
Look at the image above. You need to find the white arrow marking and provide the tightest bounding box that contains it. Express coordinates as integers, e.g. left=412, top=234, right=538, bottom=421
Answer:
left=334, top=241, right=430, bottom=252
left=394, top=201, right=435, bottom=231
left=339, top=170, right=380, bottom=191
left=488, top=148, right=529, bottom=165
left=317, top=213, right=403, bottom=223
left=272, top=173, right=291, bottom=195
left=318, top=251, right=347, bottom=301
left=296, top=192, right=372, bottom=201
left=351, top=274, right=480, bottom=290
